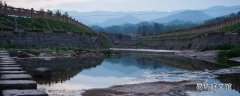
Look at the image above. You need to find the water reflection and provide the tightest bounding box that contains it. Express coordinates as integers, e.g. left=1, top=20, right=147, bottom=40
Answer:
left=17, top=57, right=104, bottom=85
left=17, top=53, right=240, bottom=96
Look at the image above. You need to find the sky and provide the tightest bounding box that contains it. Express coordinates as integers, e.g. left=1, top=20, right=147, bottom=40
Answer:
left=3, top=0, right=240, bottom=12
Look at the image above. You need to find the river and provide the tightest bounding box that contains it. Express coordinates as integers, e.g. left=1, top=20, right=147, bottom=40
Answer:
left=16, top=52, right=240, bottom=96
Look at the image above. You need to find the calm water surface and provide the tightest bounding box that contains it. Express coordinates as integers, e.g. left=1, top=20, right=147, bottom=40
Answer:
left=18, top=53, right=240, bottom=96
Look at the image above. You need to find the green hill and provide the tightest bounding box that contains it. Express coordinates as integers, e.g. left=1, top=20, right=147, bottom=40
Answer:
left=0, top=14, right=92, bottom=34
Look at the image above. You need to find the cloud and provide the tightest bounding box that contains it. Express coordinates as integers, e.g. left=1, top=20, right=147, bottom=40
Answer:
left=48, top=0, right=240, bottom=12
left=5, top=0, right=89, bottom=10
left=4, top=0, right=240, bottom=12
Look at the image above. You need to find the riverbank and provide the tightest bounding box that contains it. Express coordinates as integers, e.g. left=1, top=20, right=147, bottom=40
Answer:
left=175, top=50, right=219, bottom=63
left=82, top=49, right=240, bottom=96
left=83, top=80, right=201, bottom=96
left=3, top=48, right=105, bottom=59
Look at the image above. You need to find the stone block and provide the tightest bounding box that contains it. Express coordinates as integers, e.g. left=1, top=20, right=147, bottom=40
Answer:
left=0, top=67, right=23, bottom=71
left=0, top=71, right=26, bottom=74
left=1, top=74, right=32, bottom=80
left=0, top=80, right=37, bottom=90
left=0, top=65, right=21, bottom=67
left=3, top=90, right=48, bottom=96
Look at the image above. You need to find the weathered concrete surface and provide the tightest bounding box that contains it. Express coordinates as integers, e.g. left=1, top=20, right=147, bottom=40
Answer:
left=0, top=52, right=8, bottom=55
left=0, top=63, right=17, bottom=65
left=2, top=90, right=48, bottom=96
left=1, top=74, right=32, bottom=80
left=0, top=58, right=14, bottom=60
left=0, top=67, right=22, bottom=71
left=0, top=51, right=48, bottom=96
left=0, top=71, right=27, bottom=74
left=1, top=61, right=15, bottom=63
left=0, top=65, right=21, bottom=67
left=0, top=80, right=37, bottom=90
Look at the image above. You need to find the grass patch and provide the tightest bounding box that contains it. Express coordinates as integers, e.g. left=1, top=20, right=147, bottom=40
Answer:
left=0, top=47, right=89, bottom=56
left=218, top=48, right=240, bottom=60
left=0, top=15, right=92, bottom=34
left=216, top=44, right=234, bottom=50
left=217, top=47, right=240, bottom=68
left=217, top=24, right=240, bottom=33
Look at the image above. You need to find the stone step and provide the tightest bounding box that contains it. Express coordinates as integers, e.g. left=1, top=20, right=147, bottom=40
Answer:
left=0, top=80, right=37, bottom=90
left=1, top=61, right=15, bottom=63
left=0, top=65, right=21, bottom=67
left=1, top=62, right=16, bottom=64
left=0, top=58, right=14, bottom=60
left=1, top=59, right=14, bottom=61
left=1, top=74, right=32, bottom=80
left=0, top=51, right=8, bottom=53
left=0, top=71, right=27, bottom=74
left=2, top=90, right=48, bottom=96
left=0, top=55, right=10, bottom=57
left=0, top=54, right=10, bottom=57
left=0, top=53, right=8, bottom=54
left=1, top=59, right=14, bottom=60
left=0, top=63, right=17, bottom=65
left=0, top=67, right=23, bottom=71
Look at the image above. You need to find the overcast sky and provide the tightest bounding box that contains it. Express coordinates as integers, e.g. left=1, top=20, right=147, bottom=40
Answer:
left=3, top=0, right=240, bottom=12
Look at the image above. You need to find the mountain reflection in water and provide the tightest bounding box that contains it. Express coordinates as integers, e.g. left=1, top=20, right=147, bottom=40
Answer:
left=17, top=53, right=240, bottom=96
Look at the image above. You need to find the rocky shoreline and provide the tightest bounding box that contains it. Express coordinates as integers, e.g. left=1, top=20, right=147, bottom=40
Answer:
left=82, top=80, right=202, bottom=96
left=82, top=50, right=240, bottom=96
left=175, top=50, right=219, bottom=63
left=6, top=49, right=240, bottom=96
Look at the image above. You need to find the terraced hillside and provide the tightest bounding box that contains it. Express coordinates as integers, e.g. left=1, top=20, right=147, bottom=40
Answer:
left=0, top=15, right=92, bottom=34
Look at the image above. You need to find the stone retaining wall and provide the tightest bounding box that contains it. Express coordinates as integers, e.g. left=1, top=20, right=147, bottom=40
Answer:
left=116, top=32, right=240, bottom=50
left=0, top=31, right=106, bottom=48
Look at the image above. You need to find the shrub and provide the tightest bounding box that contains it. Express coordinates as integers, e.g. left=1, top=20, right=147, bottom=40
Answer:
left=216, top=44, right=234, bottom=50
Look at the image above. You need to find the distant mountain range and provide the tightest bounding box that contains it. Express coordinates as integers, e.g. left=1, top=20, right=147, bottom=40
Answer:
left=203, top=5, right=240, bottom=17
left=152, top=11, right=213, bottom=24
left=97, top=15, right=142, bottom=27
left=68, top=5, right=240, bottom=27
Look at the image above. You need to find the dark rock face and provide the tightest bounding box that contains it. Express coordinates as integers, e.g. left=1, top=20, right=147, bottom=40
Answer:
left=0, top=31, right=106, bottom=48
left=116, top=32, right=240, bottom=50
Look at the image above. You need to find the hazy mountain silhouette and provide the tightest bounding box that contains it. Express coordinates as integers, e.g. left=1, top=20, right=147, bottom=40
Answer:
left=202, top=5, right=240, bottom=17
left=98, top=15, right=142, bottom=27
left=152, top=11, right=212, bottom=23
left=67, top=5, right=240, bottom=26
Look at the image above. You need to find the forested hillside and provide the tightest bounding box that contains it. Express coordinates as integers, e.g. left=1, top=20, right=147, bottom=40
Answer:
left=91, top=11, right=240, bottom=35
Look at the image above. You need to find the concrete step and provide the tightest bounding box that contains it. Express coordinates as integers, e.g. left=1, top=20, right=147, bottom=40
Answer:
left=0, top=71, right=27, bottom=74
left=1, top=74, right=32, bottom=80
left=1, top=59, right=15, bottom=61
left=2, top=89, right=48, bottom=96
left=1, top=62, right=16, bottom=64
left=0, top=51, right=8, bottom=53
left=0, top=65, right=21, bottom=67
left=1, top=61, right=15, bottom=63
left=0, top=80, right=37, bottom=90
left=0, top=53, right=9, bottom=55
left=0, top=63, right=17, bottom=65
left=0, top=55, right=10, bottom=58
left=0, top=58, right=14, bottom=60
left=0, top=67, right=23, bottom=71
